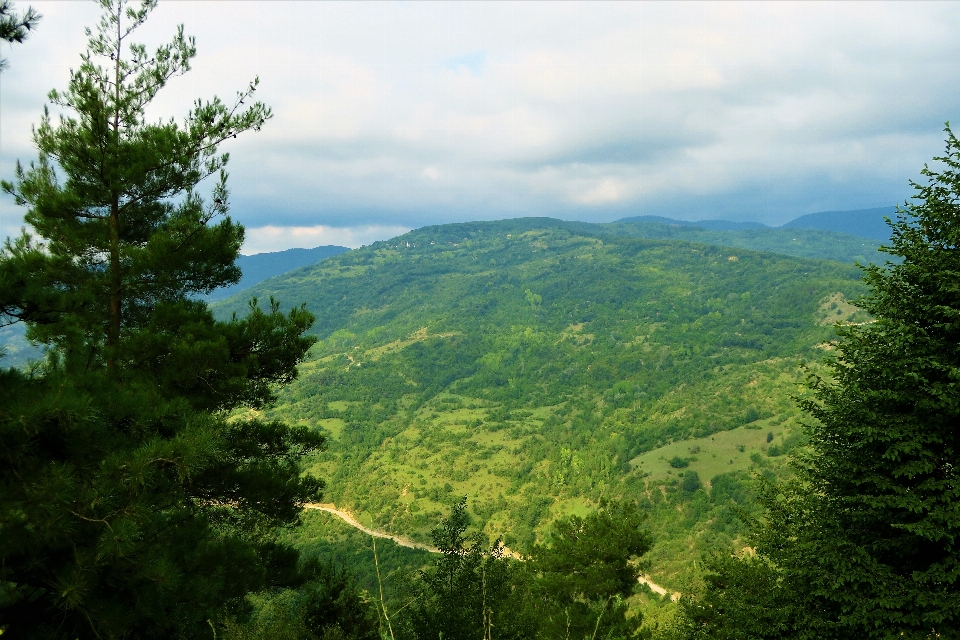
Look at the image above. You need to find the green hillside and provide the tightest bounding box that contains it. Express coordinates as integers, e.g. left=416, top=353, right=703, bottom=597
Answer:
left=216, top=217, right=870, bottom=589
left=594, top=219, right=884, bottom=264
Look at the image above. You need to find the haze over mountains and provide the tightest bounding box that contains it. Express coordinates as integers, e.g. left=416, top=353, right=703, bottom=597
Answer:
left=0, top=206, right=895, bottom=370
left=206, top=245, right=350, bottom=302
left=620, top=205, right=898, bottom=242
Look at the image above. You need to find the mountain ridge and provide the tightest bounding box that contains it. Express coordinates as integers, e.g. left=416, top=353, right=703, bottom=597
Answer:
left=618, top=205, right=898, bottom=242
left=205, top=244, right=350, bottom=302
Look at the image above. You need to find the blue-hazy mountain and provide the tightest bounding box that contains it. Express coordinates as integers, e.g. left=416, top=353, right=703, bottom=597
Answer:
left=204, top=245, right=350, bottom=302
left=618, top=206, right=899, bottom=242
left=1, top=245, right=351, bottom=367
left=780, top=206, right=897, bottom=242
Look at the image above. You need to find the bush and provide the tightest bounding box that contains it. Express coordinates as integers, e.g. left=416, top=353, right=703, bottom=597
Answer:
left=668, top=456, right=690, bottom=469
left=681, top=471, right=702, bottom=493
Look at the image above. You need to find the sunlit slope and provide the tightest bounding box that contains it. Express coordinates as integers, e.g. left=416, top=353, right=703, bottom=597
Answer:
left=217, top=218, right=867, bottom=568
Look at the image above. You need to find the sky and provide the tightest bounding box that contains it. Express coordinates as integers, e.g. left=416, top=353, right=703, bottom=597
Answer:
left=1, top=1, right=958, bottom=254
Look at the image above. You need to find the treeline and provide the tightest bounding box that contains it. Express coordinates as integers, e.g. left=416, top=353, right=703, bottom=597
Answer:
left=232, top=499, right=653, bottom=640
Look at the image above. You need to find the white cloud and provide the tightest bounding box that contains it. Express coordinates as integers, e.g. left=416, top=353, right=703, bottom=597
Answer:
left=3, top=1, right=959, bottom=245
left=575, top=179, right=627, bottom=206
left=241, top=224, right=411, bottom=254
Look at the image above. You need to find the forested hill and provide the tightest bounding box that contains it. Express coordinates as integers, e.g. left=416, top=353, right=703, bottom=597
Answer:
left=216, top=217, right=871, bottom=588
left=595, top=219, right=883, bottom=264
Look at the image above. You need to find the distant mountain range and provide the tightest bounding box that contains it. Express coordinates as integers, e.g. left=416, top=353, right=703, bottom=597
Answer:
left=619, top=206, right=898, bottom=242
left=0, top=207, right=897, bottom=367
left=204, top=245, right=350, bottom=302
left=1, top=245, right=351, bottom=367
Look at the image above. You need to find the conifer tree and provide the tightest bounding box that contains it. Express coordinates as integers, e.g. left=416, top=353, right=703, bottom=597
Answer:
left=681, top=127, right=960, bottom=638
left=0, top=0, right=40, bottom=71
left=524, top=499, right=652, bottom=640
left=0, top=1, right=325, bottom=637
left=406, top=499, right=651, bottom=640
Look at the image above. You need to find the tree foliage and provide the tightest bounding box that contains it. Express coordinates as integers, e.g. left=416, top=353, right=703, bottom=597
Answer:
left=0, top=0, right=39, bottom=71
left=406, top=497, right=524, bottom=640
left=0, top=1, right=325, bottom=637
left=402, top=499, right=651, bottom=640
left=523, top=500, right=652, bottom=640
left=681, top=126, right=960, bottom=639
left=221, top=558, right=380, bottom=640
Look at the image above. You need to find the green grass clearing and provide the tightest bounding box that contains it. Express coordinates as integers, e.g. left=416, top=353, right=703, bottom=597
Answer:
left=630, top=422, right=796, bottom=489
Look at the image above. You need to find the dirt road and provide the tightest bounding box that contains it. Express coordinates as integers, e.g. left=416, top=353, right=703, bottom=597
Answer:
left=304, top=503, right=439, bottom=552
left=304, top=502, right=678, bottom=601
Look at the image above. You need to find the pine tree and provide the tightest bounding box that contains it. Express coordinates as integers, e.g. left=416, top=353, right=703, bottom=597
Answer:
left=0, top=0, right=40, bottom=71
left=404, top=499, right=651, bottom=640
left=0, top=1, right=325, bottom=637
left=682, top=127, right=960, bottom=639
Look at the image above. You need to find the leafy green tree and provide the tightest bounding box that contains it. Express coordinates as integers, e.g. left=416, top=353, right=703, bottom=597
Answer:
left=680, top=471, right=701, bottom=494
left=676, top=552, right=793, bottom=640
left=0, top=0, right=39, bottom=71
left=297, top=557, right=381, bottom=640
left=221, top=558, right=380, bottom=640
left=408, top=498, right=526, bottom=640
left=681, top=126, right=960, bottom=639
left=524, top=500, right=652, bottom=640
left=0, top=1, right=326, bottom=637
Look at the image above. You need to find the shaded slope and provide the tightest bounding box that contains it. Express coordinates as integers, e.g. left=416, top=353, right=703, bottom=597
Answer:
left=617, top=216, right=767, bottom=231
left=616, top=206, right=898, bottom=247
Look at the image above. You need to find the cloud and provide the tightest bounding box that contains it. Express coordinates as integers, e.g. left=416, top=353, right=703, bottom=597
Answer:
left=241, top=224, right=411, bottom=254
left=575, top=179, right=627, bottom=206
left=2, top=1, right=959, bottom=247
left=442, top=51, right=486, bottom=77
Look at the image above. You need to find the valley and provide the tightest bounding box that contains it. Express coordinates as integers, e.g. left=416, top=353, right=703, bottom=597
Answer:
left=215, top=216, right=872, bottom=592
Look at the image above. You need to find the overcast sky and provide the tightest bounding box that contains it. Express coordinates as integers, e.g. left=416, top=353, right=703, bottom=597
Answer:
left=1, top=1, right=957, bottom=253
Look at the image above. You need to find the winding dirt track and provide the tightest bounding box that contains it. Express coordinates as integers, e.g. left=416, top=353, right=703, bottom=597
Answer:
left=304, top=502, right=679, bottom=601
left=304, top=503, right=440, bottom=552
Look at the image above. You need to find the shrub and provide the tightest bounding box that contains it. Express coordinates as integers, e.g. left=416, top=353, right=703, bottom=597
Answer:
left=681, top=471, right=702, bottom=493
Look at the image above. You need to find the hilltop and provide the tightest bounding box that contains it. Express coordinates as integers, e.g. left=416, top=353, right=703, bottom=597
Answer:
left=215, top=217, right=872, bottom=589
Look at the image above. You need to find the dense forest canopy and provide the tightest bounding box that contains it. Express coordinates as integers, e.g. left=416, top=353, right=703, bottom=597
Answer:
left=213, top=218, right=869, bottom=587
